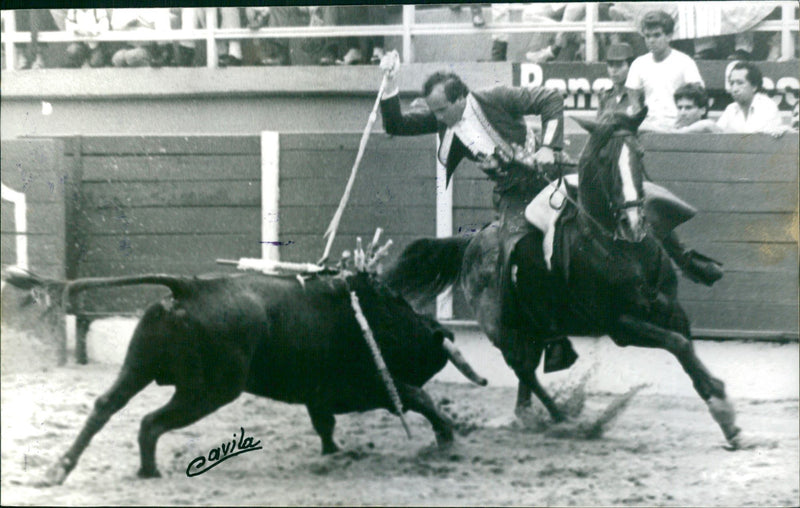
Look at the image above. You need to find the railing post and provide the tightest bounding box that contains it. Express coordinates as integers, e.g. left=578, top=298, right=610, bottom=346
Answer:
left=402, top=4, right=414, bottom=63
left=781, top=2, right=795, bottom=61
left=584, top=2, right=598, bottom=62
left=2, top=11, right=17, bottom=71
left=205, top=8, right=218, bottom=68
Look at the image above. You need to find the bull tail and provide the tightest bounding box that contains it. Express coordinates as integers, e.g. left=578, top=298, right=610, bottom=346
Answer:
left=2, top=266, right=192, bottom=312
left=381, top=236, right=470, bottom=307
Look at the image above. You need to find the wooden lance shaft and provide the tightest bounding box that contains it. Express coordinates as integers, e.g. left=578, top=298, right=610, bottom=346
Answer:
left=349, top=290, right=412, bottom=439
left=319, top=73, right=389, bottom=266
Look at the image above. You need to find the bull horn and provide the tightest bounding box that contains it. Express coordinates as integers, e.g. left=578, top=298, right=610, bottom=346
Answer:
left=442, top=338, right=487, bottom=386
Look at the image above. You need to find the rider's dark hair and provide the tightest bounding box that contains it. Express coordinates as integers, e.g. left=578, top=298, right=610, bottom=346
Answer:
left=641, top=10, right=674, bottom=36
left=674, top=83, right=709, bottom=117
left=731, top=61, right=764, bottom=91
left=423, top=72, right=469, bottom=103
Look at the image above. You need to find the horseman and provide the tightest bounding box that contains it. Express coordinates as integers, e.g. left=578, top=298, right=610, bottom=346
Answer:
left=378, top=51, right=577, bottom=372
left=377, top=52, right=721, bottom=372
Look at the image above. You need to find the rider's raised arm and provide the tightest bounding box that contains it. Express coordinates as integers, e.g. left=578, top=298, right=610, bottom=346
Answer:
left=379, top=94, right=440, bottom=137
left=378, top=51, right=439, bottom=137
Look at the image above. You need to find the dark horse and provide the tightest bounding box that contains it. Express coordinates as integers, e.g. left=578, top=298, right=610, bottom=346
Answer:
left=383, top=109, right=741, bottom=448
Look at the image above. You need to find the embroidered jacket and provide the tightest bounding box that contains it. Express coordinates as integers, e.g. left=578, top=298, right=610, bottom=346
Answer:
left=380, top=85, right=564, bottom=186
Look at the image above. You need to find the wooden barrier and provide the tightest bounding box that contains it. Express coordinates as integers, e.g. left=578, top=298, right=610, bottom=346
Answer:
left=3, top=132, right=796, bottom=348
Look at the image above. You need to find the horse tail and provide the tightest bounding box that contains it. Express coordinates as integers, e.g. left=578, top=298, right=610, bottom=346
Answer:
left=382, top=236, right=470, bottom=306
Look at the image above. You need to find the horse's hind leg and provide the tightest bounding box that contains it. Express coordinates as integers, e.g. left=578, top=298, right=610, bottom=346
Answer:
left=44, top=366, right=152, bottom=486
left=614, top=315, right=740, bottom=446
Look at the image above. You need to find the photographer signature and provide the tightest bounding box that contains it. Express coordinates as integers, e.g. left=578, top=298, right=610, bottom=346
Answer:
left=186, top=427, right=262, bottom=477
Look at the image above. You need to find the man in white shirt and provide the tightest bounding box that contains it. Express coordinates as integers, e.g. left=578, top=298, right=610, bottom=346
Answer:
left=624, top=10, right=704, bottom=131
left=717, top=61, right=788, bottom=136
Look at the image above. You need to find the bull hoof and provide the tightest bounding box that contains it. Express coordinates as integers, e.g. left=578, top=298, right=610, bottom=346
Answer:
left=321, top=442, right=341, bottom=455
left=137, top=467, right=162, bottom=479
left=434, top=429, right=455, bottom=449
left=40, top=466, right=67, bottom=487
left=41, top=457, right=73, bottom=486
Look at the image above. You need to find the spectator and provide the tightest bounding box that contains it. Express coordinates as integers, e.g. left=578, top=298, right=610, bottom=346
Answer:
left=717, top=61, right=789, bottom=136
left=596, top=43, right=639, bottom=118
left=449, top=4, right=486, bottom=27
left=645, top=83, right=721, bottom=133
left=672, top=83, right=721, bottom=133
left=177, top=8, right=243, bottom=67
left=12, top=10, right=60, bottom=69
left=64, top=9, right=110, bottom=68
left=625, top=10, right=704, bottom=131
left=488, top=3, right=586, bottom=63
left=328, top=6, right=389, bottom=65
left=110, top=8, right=173, bottom=67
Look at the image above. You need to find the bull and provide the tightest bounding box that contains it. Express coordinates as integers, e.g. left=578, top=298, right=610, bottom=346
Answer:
left=2, top=266, right=486, bottom=485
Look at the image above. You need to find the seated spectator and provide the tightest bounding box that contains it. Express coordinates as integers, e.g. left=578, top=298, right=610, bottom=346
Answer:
left=12, top=10, right=60, bottom=69
left=645, top=83, right=721, bottom=133
left=110, top=8, right=173, bottom=67
left=717, top=61, right=790, bottom=136
left=625, top=10, right=704, bottom=131
left=177, top=8, right=243, bottom=67
left=328, top=6, right=389, bottom=65
left=488, top=3, right=585, bottom=63
left=64, top=9, right=110, bottom=68
left=672, top=83, right=721, bottom=132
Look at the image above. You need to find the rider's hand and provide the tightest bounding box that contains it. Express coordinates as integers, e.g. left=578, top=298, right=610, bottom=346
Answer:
left=379, top=50, right=401, bottom=98
left=533, top=146, right=555, bottom=166
left=379, top=50, right=400, bottom=78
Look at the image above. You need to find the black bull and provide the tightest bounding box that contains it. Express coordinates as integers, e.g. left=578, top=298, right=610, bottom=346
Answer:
left=2, top=268, right=487, bottom=485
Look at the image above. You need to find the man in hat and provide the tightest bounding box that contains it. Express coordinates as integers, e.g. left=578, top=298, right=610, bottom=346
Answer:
left=597, top=43, right=640, bottom=118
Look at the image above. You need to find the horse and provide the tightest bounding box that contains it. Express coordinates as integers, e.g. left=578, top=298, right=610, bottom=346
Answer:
left=382, top=109, right=742, bottom=448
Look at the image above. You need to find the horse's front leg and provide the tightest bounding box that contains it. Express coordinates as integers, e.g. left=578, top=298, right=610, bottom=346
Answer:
left=499, top=335, right=567, bottom=423
left=613, top=314, right=741, bottom=447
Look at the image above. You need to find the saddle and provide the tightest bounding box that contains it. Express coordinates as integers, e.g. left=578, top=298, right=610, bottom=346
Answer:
left=524, top=178, right=698, bottom=269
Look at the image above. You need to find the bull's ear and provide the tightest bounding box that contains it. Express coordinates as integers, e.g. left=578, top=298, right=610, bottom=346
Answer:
left=573, top=116, right=599, bottom=134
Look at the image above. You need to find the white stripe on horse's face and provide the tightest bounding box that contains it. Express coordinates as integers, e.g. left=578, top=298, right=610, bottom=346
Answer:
left=618, top=143, right=644, bottom=241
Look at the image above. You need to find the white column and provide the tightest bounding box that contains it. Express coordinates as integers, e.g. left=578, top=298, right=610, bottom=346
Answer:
left=402, top=5, right=415, bottom=63
left=2, top=11, right=17, bottom=72
left=1, top=182, right=28, bottom=269
left=205, top=8, right=218, bottom=68
left=261, top=131, right=280, bottom=261
left=435, top=137, right=453, bottom=320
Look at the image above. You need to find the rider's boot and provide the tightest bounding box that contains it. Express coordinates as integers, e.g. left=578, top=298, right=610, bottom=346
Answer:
left=663, top=232, right=723, bottom=286
left=543, top=337, right=579, bottom=373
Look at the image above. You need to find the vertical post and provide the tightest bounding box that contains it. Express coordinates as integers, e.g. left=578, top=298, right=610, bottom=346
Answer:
left=2, top=11, right=16, bottom=71
left=584, top=2, right=598, bottom=63
left=780, top=2, right=795, bottom=61
left=261, top=131, right=280, bottom=262
left=205, top=8, right=218, bottom=68
left=435, top=138, right=453, bottom=320
left=75, top=315, right=92, bottom=365
left=402, top=5, right=414, bottom=63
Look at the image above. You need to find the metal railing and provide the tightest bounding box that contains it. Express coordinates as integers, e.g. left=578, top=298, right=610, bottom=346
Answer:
left=2, top=3, right=797, bottom=70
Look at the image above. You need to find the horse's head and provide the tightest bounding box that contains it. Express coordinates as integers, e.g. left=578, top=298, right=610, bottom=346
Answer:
left=575, top=108, right=648, bottom=243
